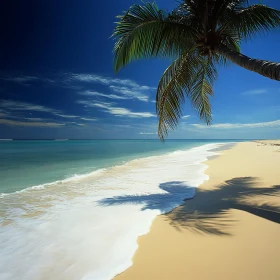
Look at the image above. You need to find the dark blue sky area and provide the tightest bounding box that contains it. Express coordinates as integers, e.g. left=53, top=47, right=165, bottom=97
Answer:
left=0, top=0, right=280, bottom=139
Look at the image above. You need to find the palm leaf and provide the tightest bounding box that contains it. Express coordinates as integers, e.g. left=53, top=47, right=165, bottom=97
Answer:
left=219, top=4, right=280, bottom=39
left=156, top=54, right=192, bottom=140
left=113, top=2, right=198, bottom=72
left=189, top=57, right=216, bottom=124
left=156, top=52, right=216, bottom=140
left=210, top=0, right=249, bottom=27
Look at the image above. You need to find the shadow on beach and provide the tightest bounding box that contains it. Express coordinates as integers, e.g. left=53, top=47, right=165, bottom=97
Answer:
left=98, top=181, right=196, bottom=212
left=98, top=177, right=280, bottom=236
left=166, top=177, right=280, bottom=236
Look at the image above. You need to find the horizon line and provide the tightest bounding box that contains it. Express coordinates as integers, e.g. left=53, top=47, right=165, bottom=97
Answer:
left=0, top=138, right=268, bottom=141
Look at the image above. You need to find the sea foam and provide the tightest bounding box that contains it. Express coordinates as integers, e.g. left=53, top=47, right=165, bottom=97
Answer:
left=0, top=142, right=232, bottom=280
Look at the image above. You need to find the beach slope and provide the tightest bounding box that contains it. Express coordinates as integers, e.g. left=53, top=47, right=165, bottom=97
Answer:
left=115, top=141, right=280, bottom=280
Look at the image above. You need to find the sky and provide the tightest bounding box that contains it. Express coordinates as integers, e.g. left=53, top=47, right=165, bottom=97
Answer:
left=0, top=0, right=279, bottom=140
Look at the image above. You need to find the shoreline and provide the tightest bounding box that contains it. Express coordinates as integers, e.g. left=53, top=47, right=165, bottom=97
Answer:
left=0, top=140, right=231, bottom=197
left=114, top=140, right=280, bottom=280
left=1, top=141, right=230, bottom=280
left=111, top=141, right=236, bottom=279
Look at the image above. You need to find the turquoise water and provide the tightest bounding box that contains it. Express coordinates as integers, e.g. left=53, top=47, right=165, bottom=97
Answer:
left=0, top=139, right=241, bottom=194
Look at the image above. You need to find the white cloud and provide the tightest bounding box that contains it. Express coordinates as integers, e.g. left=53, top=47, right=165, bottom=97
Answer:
left=107, top=107, right=155, bottom=118
left=111, top=79, right=140, bottom=88
left=69, top=73, right=154, bottom=89
left=80, top=117, right=97, bottom=121
left=139, top=132, right=157, bottom=135
left=69, top=74, right=112, bottom=85
left=114, top=124, right=132, bottom=128
left=64, top=122, right=86, bottom=127
left=2, top=76, right=54, bottom=85
left=0, top=109, right=7, bottom=117
left=109, top=85, right=149, bottom=102
left=111, top=107, right=154, bottom=118
left=192, top=119, right=280, bottom=129
left=69, top=73, right=155, bottom=102
left=0, top=118, right=64, bottom=127
left=0, top=100, right=60, bottom=114
left=79, top=90, right=128, bottom=100
left=182, top=115, right=190, bottom=119
left=55, top=114, right=81, bottom=119
left=78, top=100, right=112, bottom=109
left=55, top=113, right=97, bottom=121
left=0, top=99, right=97, bottom=124
left=242, top=89, right=267, bottom=95
left=77, top=100, right=156, bottom=118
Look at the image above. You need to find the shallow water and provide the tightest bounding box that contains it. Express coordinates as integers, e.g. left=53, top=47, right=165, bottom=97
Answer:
left=0, top=139, right=228, bottom=194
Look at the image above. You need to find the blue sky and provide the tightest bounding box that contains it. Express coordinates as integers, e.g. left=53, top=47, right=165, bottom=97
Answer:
left=0, top=0, right=279, bottom=139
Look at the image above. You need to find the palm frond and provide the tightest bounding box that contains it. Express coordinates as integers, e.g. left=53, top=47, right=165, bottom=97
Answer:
left=188, top=56, right=216, bottom=123
left=156, top=53, right=194, bottom=140
left=177, top=0, right=208, bottom=31
left=219, top=4, right=280, bottom=39
left=113, top=2, right=198, bottom=72
left=211, top=0, right=248, bottom=18
left=209, top=0, right=247, bottom=30
left=156, top=52, right=216, bottom=140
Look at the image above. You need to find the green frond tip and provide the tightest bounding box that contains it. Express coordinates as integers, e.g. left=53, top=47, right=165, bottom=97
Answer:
left=112, top=2, right=197, bottom=73
left=220, top=4, right=280, bottom=40
left=156, top=52, right=216, bottom=141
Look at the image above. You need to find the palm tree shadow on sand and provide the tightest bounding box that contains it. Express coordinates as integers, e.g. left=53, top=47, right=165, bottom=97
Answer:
left=99, top=181, right=196, bottom=212
left=98, top=177, right=280, bottom=236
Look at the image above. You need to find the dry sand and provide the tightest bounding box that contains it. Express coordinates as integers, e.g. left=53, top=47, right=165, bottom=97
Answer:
left=114, top=141, right=280, bottom=280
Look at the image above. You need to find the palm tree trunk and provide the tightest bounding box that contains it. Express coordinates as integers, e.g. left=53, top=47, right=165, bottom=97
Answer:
left=216, top=44, right=280, bottom=81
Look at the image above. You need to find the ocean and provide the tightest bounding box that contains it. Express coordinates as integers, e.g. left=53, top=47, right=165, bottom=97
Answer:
left=0, top=139, right=238, bottom=280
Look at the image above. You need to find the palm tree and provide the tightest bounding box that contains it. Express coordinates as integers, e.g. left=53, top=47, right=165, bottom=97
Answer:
left=112, top=0, right=280, bottom=140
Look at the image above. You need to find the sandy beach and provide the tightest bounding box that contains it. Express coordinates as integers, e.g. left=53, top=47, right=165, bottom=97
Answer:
left=115, top=141, right=280, bottom=280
